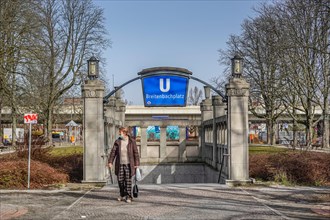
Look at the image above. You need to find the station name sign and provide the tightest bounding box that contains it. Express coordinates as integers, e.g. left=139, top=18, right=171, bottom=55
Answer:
left=138, top=67, right=192, bottom=107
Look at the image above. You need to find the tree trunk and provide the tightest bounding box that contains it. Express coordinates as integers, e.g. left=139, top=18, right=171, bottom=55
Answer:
left=271, top=121, right=276, bottom=145
left=47, top=107, right=53, bottom=146
left=323, top=111, right=329, bottom=148
left=11, top=108, right=16, bottom=147
left=266, top=120, right=276, bottom=145
left=292, top=120, right=298, bottom=149
left=0, top=100, right=2, bottom=144
left=11, top=70, right=17, bottom=147
left=306, top=116, right=314, bottom=149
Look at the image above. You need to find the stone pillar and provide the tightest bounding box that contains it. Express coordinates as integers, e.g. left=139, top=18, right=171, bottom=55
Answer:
left=140, top=126, right=148, bottom=162
left=115, top=89, right=126, bottom=126
left=82, top=79, right=106, bottom=184
left=200, top=86, right=213, bottom=160
left=159, top=125, right=167, bottom=159
left=212, top=96, right=226, bottom=117
left=104, top=96, right=116, bottom=150
left=211, top=96, right=218, bottom=168
left=200, top=86, right=213, bottom=121
left=212, top=95, right=227, bottom=169
left=179, top=126, right=187, bottom=162
left=225, top=77, right=251, bottom=186
left=104, top=118, right=110, bottom=153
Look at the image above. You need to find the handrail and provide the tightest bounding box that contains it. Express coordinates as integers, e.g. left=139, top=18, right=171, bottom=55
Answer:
left=218, top=154, right=230, bottom=183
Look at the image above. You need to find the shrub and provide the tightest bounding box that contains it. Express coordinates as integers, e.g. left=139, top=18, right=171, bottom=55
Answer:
left=0, top=159, right=68, bottom=189
left=16, top=145, right=83, bottom=183
left=249, top=154, right=273, bottom=181
left=0, top=146, right=83, bottom=189
left=250, top=151, right=330, bottom=186
left=41, top=154, right=83, bottom=183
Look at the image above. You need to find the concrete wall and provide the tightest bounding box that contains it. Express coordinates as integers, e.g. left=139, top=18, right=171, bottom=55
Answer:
left=108, top=164, right=220, bottom=184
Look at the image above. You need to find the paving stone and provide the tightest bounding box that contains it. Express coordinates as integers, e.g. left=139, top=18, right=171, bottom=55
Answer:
left=0, top=184, right=329, bottom=220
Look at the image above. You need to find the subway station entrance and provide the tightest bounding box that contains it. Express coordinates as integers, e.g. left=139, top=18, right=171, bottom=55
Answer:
left=82, top=64, right=251, bottom=186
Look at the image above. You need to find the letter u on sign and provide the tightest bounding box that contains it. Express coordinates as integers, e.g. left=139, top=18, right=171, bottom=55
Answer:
left=159, top=78, right=170, bottom=92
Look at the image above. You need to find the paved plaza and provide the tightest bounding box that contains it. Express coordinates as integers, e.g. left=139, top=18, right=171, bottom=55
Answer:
left=1, top=183, right=329, bottom=220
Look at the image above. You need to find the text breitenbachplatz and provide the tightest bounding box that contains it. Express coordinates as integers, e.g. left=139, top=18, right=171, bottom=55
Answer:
left=146, top=94, right=184, bottom=99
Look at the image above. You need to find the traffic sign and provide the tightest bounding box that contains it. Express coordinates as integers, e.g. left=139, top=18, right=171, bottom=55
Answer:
left=24, top=114, right=38, bottom=124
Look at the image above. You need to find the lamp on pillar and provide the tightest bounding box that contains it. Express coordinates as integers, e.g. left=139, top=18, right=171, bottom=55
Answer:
left=87, top=56, right=99, bottom=80
left=231, top=54, right=243, bottom=78
left=204, top=86, right=210, bottom=99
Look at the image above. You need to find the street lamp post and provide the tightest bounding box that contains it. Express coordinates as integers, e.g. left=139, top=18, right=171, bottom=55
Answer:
left=231, top=54, right=243, bottom=78
left=87, top=56, right=99, bottom=80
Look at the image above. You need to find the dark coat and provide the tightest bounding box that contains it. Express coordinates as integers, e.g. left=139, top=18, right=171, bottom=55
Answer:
left=108, top=137, right=140, bottom=177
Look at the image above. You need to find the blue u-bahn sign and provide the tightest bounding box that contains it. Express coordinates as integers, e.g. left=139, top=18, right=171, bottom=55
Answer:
left=138, top=67, right=191, bottom=107
left=103, top=66, right=226, bottom=105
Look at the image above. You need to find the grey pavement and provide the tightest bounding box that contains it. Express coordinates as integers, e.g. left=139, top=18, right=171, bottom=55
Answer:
left=1, top=183, right=329, bottom=220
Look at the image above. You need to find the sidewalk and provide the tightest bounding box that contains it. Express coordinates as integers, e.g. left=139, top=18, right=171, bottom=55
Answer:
left=1, top=183, right=329, bottom=220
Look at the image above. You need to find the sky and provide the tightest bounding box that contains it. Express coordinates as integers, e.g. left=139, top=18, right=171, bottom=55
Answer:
left=93, top=0, right=267, bottom=105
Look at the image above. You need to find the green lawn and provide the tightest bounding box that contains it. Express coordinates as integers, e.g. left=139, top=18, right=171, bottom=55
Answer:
left=249, top=145, right=290, bottom=155
left=50, top=146, right=83, bottom=156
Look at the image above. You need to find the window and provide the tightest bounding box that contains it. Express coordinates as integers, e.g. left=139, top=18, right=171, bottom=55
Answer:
left=166, top=126, right=179, bottom=141
left=131, top=126, right=141, bottom=141
left=147, top=126, right=160, bottom=141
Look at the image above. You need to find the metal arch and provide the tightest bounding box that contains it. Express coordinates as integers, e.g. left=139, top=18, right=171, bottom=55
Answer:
left=103, top=76, right=141, bottom=103
left=103, top=73, right=227, bottom=103
left=189, top=76, right=227, bottom=102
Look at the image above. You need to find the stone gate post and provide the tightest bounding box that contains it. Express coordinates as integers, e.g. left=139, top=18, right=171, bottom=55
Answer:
left=82, top=79, right=106, bottom=184
left=226, top=71, right=251, bottom=186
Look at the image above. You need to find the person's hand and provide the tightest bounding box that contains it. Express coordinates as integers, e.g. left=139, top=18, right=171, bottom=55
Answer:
left=134, top=166, right=139, bottom=169
left=108, top=163, right=112, bottom=168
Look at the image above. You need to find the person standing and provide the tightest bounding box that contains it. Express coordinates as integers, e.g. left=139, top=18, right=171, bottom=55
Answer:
left=108, top=126, right=140, bottom=203
left=70, top=135, right=75, bottom=145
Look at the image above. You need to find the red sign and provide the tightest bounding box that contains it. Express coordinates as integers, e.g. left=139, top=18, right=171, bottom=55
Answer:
left=24, top=114, right=38, bottom=124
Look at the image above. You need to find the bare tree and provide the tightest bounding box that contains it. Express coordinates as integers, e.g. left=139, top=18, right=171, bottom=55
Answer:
left=277, top=0, right=329, bottom=148
left=219, top=3, right=287, bottom=145
left=0, top=0, right=38, bottom=145
left=313, top=1, right=329, bottom=148
left=218, top=0, right=329, bottom=148
left=210, top=74, right=228, bottom=98
left=24, top=0, right=110, bottom=143
left=53, top=84, right=83, bottom=126
left=188, top=86, right=203, bottom=106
